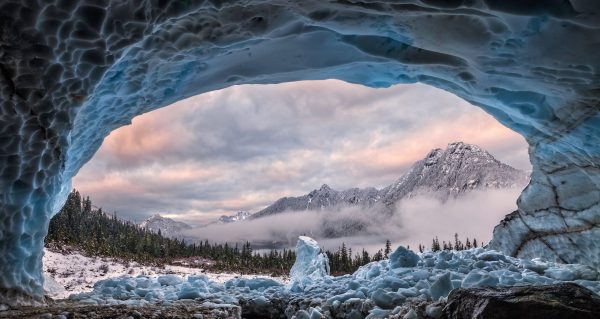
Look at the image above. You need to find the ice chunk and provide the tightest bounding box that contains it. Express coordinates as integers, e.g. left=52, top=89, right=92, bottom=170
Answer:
left=426, top=304, right=443, bottom=318
left=430, top=272, right=452, bottom=300
left=462, top=270, right=499, bottom=288
left=43, top=274, right=65, bottom=296
left=157, top=275, right=183, bottom=286
left=289, top=236, right=330, bottom=289
left=403, top=309, right=418, bottom=319
left=177, top=283, right=203, bottom=300
left=389, top=247, right=419, bottom=268
left=224, top=278, right=282, bottom=290
left=544, top=268, right=577, bottom=281
left=476, top=251, right=508, bottom=262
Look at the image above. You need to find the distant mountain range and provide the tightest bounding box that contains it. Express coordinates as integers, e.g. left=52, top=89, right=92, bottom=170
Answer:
left=218, top=211, right=251, bottom=223
left=138, top=211, right=252, bottom=238
left=250, top=142, right=529, bottom=219
left=139, top=214, right=192, bottom=238
left=142, top=142, right=529, bottom=242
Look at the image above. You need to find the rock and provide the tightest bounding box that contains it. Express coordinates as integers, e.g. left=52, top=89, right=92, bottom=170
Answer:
left=403, top=309, right=417, bottom=319
left=444, top=283, right=600, bottom=319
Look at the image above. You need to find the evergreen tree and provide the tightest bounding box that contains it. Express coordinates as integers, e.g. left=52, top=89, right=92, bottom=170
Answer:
left=384, top=240, right=392, bottom=258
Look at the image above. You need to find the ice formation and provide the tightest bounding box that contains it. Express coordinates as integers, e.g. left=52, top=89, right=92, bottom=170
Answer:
left=68, top=237, right=600, bottom=318
left=289, top=236, right=330, bottom=291
left=0, top=0, right=599, bottom=305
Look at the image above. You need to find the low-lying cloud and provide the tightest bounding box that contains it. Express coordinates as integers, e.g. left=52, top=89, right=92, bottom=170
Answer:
left=183, top=188, right=523, bottom=253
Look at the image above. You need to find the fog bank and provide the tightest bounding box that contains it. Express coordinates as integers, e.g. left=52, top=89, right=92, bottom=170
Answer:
left=183, top=188, right=522, bottom=253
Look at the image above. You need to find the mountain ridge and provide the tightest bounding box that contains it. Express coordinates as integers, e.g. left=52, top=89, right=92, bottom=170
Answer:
left=139, top=214, right=192, bottom=238
left=250, top=142, right=529, bottom=219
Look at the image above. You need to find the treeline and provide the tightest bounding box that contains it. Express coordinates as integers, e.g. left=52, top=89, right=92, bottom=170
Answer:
left=47, top=190, right=200, bottom=263
left=46, top=190, right=394, bottom=275
left=48, top=190, right=483, bottom=276
left=327, top=240, right=393, bottom=275
left=416, top=233, right=482, bottom=253
left=46, top=190, right=300, bottom=274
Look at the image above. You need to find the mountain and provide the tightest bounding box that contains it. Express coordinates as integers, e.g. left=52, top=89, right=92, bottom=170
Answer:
left=218, top=211, right=251, bottom=223
left=139, top=214, right=192, bottom=238
left=251, top=142, right=529, bottom=219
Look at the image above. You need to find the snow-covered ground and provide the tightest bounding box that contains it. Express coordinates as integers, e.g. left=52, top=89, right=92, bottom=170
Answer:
left=62, top=237, right=600, bottom=318
left=43, top=248, right=288, bottom=299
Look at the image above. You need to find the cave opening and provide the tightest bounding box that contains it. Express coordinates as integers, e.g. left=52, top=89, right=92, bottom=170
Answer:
left=70, top=80, right=530, bottom=256
left=0, top=0, right=598, bottom=308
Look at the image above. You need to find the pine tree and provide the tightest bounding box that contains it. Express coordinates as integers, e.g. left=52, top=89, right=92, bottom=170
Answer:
left=431, top=237, right=441, bottom=252
left=454, top=233, right=464, bottom=251
left=384, top=240, right=392, bottom=259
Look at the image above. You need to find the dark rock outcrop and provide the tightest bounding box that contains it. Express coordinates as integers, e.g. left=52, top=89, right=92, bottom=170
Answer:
left=443, top=283, right=600, bottom=319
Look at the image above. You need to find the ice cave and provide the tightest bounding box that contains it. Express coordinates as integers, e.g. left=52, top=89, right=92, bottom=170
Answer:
left=0, top=0, right=599, bottom=309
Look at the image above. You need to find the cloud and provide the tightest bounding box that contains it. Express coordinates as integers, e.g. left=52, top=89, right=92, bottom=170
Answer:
left=182, top=188, right=523, bottom=254
left=73, top=80, right=530, bottom=223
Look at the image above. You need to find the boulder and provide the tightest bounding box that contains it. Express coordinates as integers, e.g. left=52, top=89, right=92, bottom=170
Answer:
left=444, top=283, right=600, bottom=319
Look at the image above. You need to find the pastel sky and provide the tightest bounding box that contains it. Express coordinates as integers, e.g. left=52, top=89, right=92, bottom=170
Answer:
left=73, top=80, right=530, bottom=225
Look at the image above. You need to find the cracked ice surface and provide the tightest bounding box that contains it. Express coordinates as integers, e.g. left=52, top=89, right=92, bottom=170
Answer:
left=1, top=0, right=600, bottom=304
left=70, top=237, right=600, bottom=318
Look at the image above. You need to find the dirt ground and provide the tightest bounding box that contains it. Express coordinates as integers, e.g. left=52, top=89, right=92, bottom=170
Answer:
left=0, top=299, right=241, bottom=319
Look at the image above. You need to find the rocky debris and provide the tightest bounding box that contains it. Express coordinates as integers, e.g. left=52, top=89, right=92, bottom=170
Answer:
left=443, top=283, right=600, bottom=319
left=0, top=299, right=240, bottom=319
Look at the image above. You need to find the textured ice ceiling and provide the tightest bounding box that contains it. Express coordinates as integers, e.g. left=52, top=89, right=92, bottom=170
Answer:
left=0, top=0, right=599, bottom=305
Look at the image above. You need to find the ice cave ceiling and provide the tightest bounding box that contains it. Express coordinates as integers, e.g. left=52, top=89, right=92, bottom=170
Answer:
left=0, top=0, right=599, bottom=305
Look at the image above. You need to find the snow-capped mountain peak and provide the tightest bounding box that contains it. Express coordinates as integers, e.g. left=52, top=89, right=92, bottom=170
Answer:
left=251, top=142, right=529, bottom=219
left=218, top=211, right=251, bottom=223
left=139, top=214, right=191, bottom=238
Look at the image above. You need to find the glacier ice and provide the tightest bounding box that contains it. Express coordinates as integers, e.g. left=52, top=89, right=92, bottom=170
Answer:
left=0, top=0, right=600, bottom=304
left=290, top=236, right=330, bottom=291
left=67, top=236, right=600, bottom=318
left=389, top=247, right=420, bottom=269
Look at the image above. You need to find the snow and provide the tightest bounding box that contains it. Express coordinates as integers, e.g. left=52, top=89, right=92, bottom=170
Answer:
left=57, top=236, right=600, bottom=318
left=42, top=249, right=288, bottom=300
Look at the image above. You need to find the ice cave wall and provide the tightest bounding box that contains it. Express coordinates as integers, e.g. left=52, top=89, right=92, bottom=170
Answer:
left=0, top=0, right=599, bottom=305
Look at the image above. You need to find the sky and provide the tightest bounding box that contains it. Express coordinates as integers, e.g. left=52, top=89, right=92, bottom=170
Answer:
left=73, top=80, right=530, bottom=225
